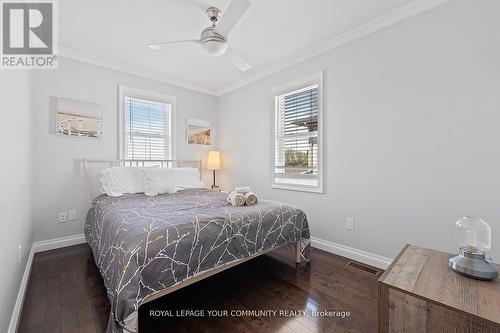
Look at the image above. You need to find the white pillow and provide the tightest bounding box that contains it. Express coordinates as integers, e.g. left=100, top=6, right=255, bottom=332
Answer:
left=143, top=168, right=178, bottom=196
left=99, top=167, right=146, bottom=197
left=142, top=167, right=206, bottom=196
left=171, top=167, right=206, bottom=189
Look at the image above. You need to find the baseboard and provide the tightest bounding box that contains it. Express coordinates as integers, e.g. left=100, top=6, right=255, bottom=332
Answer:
left=8, top=246, right=34, bottom=333
left=32, top=233, right=86, bottom=253
left=311, top=237, right=393, bottom=269
left=8, top=234, right=87, bottom=331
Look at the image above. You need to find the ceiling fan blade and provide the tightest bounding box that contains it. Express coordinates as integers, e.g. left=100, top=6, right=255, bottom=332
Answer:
left=215, top=0, right=251, bottom=37
left=149, top=39, right=200, bottom=50
left=226, top=48, right=251, bottom=72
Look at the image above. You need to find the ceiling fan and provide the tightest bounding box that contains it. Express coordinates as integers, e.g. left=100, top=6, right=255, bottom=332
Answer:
left=149, top=0, right=252, bottom=72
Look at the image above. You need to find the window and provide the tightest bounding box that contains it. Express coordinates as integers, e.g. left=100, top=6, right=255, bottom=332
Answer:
left=119, top=86, right=175, bottom=160
left=272, top=74, right=323, bottom=192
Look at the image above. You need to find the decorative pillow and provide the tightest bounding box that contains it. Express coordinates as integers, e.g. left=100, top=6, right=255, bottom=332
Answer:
left=99, top=167, right=146, bottom=197
left=142, top=167, right=206, bottom=196
left=143, top=168, right=178, bottom=196
left=171, top=167, right=206, bottom=189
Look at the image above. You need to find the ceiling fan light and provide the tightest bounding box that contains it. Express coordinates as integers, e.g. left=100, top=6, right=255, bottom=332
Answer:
left=202, top=40, right=228, bottom=56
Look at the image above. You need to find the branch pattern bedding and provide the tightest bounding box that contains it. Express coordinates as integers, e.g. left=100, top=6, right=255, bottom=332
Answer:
left=84, top=188, right=311, bottom=333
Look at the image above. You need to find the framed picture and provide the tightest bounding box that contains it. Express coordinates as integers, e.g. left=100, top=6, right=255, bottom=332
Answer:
left=56, top=97, right=102, bottom=138
left=187, top=118, right=211, bottom=145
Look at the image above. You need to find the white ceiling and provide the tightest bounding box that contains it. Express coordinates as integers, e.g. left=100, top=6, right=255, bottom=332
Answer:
left=60, top=0, right=418, bottom=94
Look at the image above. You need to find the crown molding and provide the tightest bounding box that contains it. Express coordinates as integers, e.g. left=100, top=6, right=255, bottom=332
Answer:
left=58, top=46, right=218, bottom=96
left=58, top=0, right=450, bottom=97
left=215, top=0, right=450, bottom=96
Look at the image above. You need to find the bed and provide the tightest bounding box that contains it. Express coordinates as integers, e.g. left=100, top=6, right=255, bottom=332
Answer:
left=82, top=159, right=311, bottom=333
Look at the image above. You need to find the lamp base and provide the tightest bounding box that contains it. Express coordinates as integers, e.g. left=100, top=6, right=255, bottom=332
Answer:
left=211, top=170, right=217, bottom=191
left=448, top=248, right=498, bottom=281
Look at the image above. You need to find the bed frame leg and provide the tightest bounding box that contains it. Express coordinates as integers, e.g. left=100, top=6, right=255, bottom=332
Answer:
left=295, top=241, right=301, bottom=264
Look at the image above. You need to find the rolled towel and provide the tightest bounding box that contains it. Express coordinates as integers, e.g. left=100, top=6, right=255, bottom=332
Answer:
left=235, top=186, right=251, bottom=194
left=244, top=192, right=258, bottom=206
left=227, top=191, right=245, bottom=206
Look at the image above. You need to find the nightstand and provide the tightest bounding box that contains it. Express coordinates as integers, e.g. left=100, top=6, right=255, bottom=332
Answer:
left=211, top=188, right=228, bottom=194
left=210, top=187, right=229, bottom=193
left=378, top=244, right=500, bottom=332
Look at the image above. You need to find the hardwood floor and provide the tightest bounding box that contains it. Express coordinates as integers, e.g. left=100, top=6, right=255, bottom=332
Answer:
left=18, top=244, right=382, bottom=333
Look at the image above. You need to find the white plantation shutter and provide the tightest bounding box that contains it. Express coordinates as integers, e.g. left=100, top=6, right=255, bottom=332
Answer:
left=273, top=81, right=322, bottom=191
left=123, top=97, right=172, bottom=160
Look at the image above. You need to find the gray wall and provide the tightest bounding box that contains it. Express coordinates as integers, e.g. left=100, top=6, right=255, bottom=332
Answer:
left=217, top=0, right=500, bottom=260
left=0, top=72, right=34, bottom=331
left=33, top=58, right=218, bottom=241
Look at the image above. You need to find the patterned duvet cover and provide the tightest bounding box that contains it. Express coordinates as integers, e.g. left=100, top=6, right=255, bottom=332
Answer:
left=84, top=188, right=311, bottom=332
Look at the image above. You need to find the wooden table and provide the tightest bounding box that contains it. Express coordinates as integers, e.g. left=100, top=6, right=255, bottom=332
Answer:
left=378, top=244, right=500, bottom=332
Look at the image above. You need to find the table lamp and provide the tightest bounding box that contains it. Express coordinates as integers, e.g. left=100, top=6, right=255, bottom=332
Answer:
left=448, top=216, right=498, bottom=280
left=207, top=150, right=220, bottom=190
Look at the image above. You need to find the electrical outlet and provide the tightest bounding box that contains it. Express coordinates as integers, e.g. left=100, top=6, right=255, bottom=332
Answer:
left=345, top=217, right=355, bottom=231
left=59, top=212, right=67, bottom=223
left=68, top=210, right=77, bottom=221
left=18, top=244, right=22, bottom=264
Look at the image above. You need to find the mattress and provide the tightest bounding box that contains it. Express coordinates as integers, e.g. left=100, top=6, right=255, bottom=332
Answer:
left=84, top=188, right=311, bottom=332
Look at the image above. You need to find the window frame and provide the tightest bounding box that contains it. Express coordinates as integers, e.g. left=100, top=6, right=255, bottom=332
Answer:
left=118, top=85, right=176, bottom=160
left=270, top=72, right=324, bottom=193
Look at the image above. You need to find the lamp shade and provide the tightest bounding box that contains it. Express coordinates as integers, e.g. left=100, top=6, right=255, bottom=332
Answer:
left=202, top=41, right=228, bottom=56
left=454, top=216, right=491, bottom=252
left=207, top=150, right=220, bottom=170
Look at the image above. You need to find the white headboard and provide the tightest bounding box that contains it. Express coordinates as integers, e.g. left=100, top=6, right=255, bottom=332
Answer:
left=82, top=158, right=202, bottom=206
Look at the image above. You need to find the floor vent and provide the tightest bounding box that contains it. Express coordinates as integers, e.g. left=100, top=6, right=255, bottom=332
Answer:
left=347, top=261, right=380, bottom=275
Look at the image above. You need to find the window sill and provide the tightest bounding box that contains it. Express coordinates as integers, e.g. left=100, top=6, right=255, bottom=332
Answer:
left=271, top=184, right=323, bottom=194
